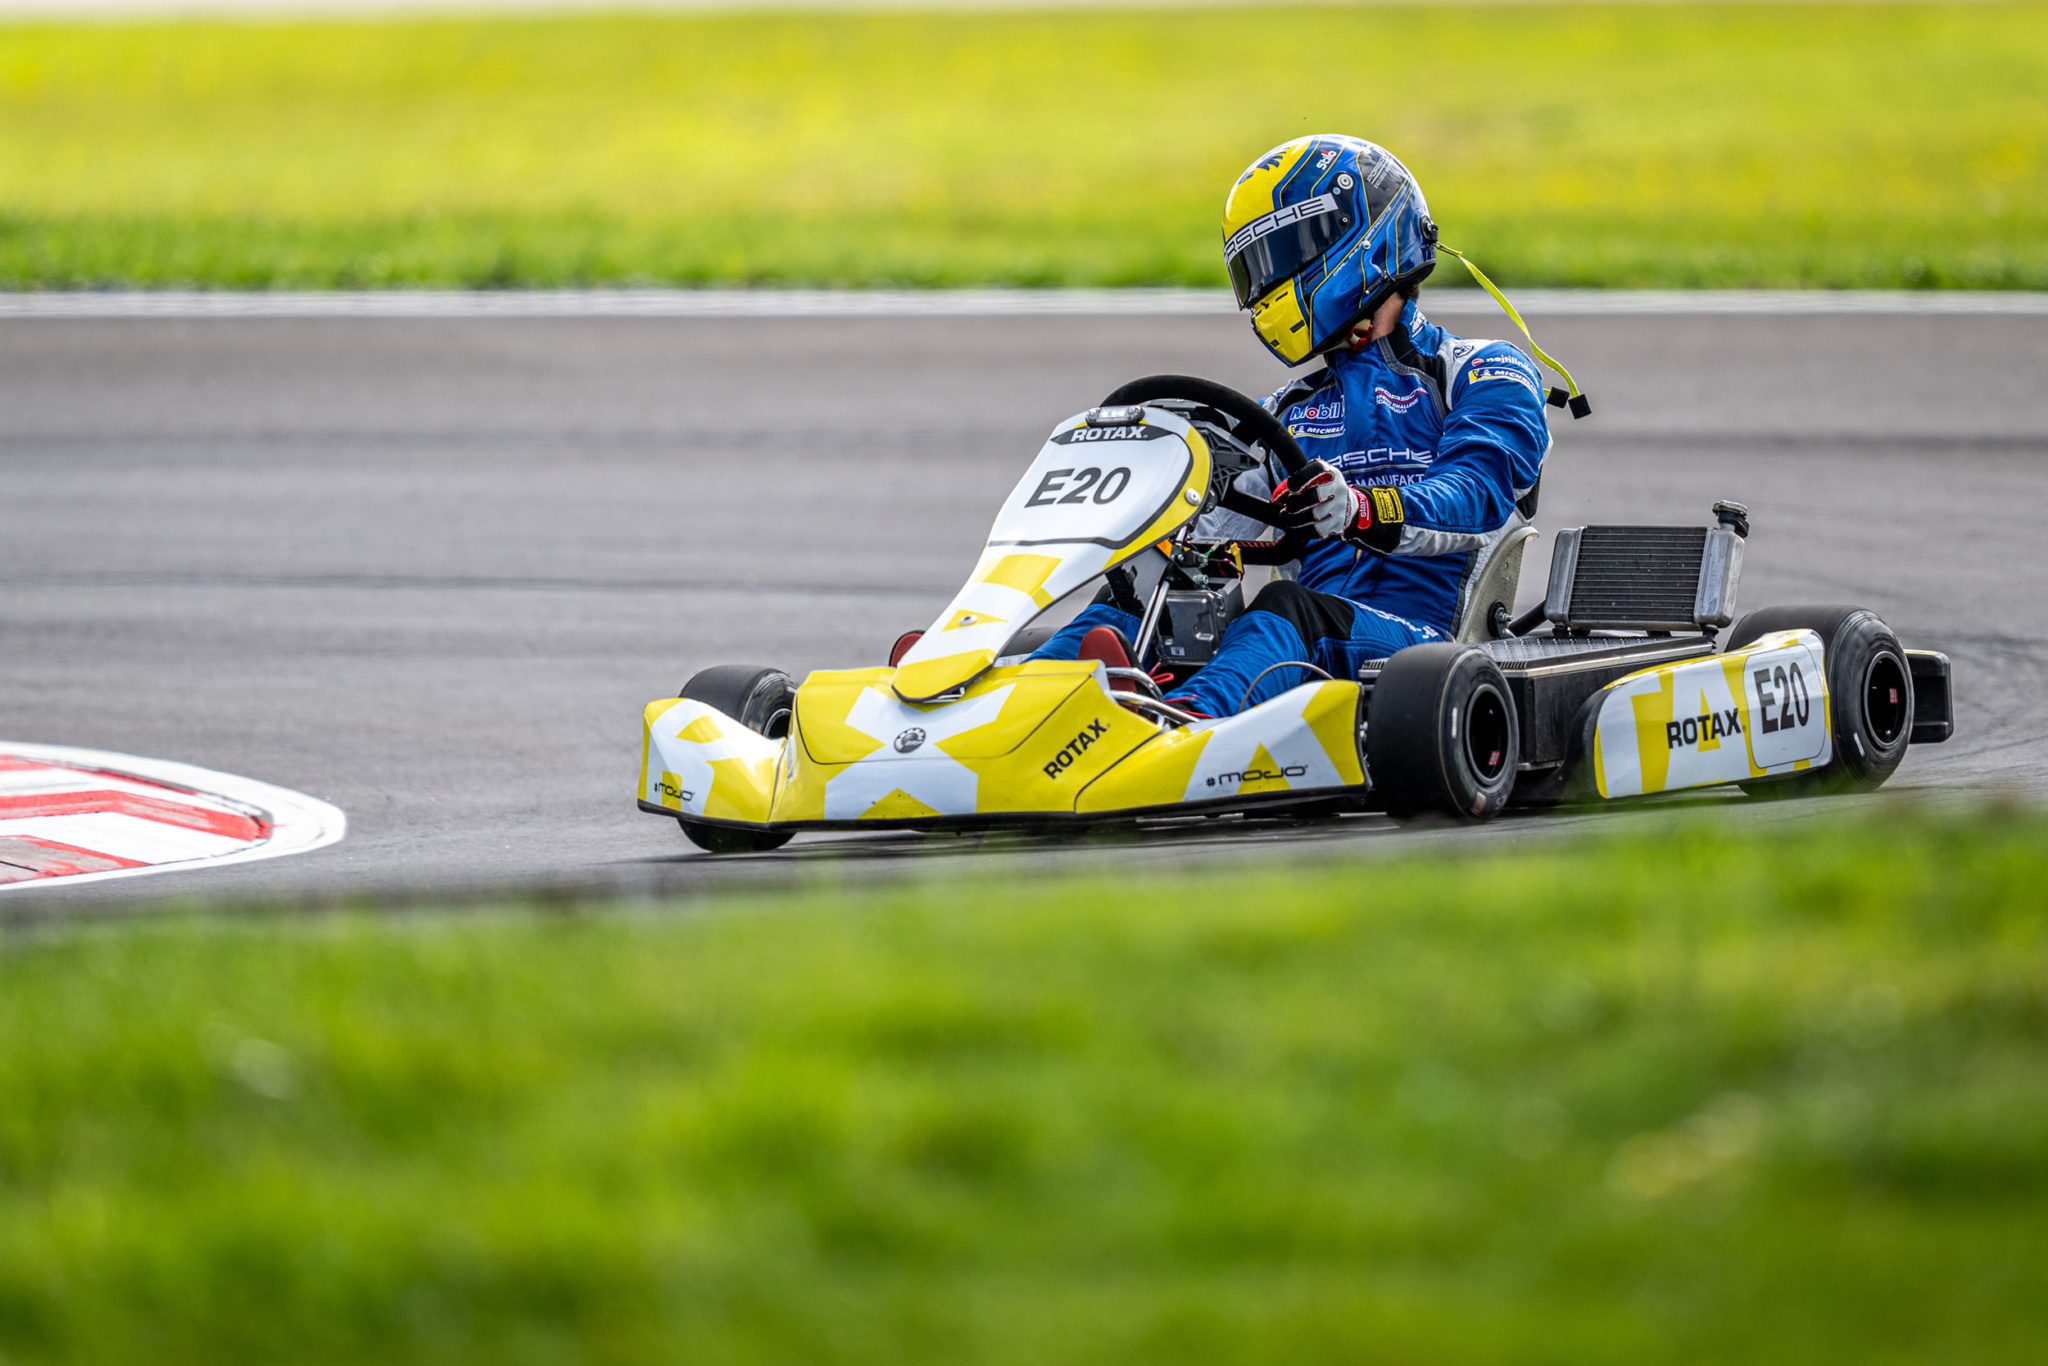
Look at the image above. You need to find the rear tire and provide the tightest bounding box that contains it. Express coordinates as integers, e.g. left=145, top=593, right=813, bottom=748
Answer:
left=1724, top=606, right=1912, bottom=797
left=1366, top=643, right=1520, bottom=821
left=675, top=665, right=796, bottom=852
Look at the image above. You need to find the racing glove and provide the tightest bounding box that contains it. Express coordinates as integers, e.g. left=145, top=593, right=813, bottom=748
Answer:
left=1274, top=462, right=1407, bottom=554
left=1273, top=460, right=1359, bottom=539
left=1342, top=484, right=1405, bottom=554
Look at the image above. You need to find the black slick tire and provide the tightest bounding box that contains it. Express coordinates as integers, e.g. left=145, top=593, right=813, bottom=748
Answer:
left=1723, top=606, right=1912, bottom=797
left=674, top=664, right=796, bottom=853
left=1366, top=643, right=1519, bottom=821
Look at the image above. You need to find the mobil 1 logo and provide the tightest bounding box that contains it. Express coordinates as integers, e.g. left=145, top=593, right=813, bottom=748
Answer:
left=1740, top=635, right=1830, bottom=769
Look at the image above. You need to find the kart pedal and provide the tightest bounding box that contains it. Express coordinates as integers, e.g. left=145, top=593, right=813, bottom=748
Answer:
left=888, top=630, right=923, bottom=667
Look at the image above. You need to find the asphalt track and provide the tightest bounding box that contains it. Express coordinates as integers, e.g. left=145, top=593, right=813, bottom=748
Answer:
left=4, top=302, right=2044, bottom=910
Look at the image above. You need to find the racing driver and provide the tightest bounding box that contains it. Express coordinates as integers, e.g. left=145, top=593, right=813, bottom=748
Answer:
left=1027, top=134, right=1586, bottom=717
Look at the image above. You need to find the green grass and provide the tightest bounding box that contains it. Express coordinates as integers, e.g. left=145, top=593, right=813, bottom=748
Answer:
left=0, top=4, right=2044, bottom=290
left=1, top=804, right=2045, bottom=1363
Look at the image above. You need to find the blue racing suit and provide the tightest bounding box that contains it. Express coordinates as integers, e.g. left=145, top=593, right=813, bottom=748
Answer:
left=1035, top=300, right=1551, bottom=714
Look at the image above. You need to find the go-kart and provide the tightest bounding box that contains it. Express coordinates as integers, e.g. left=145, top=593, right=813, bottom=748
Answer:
left=639, top=375, right=1953, bottom=852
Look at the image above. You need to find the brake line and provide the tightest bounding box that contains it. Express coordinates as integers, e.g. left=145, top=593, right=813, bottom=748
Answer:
left=1239, top=660, right=1336, bottom=712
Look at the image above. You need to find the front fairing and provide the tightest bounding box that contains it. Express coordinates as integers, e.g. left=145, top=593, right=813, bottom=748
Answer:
left=639, top=667, right=1367, bottom=828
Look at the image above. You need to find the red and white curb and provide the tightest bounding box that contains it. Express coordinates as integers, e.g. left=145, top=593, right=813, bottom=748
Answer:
left=0, top=742, right=345, bottom=892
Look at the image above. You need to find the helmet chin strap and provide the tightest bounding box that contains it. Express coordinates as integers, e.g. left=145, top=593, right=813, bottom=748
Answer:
left=1436, top=244, right=1592, bottom=419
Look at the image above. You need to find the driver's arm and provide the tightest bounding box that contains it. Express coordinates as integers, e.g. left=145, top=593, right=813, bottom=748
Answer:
left=1344, top=345, right=1549, bottom=555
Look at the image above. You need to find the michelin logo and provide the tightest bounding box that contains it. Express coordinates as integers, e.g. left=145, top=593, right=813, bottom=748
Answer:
left=1465, top=348, right=1540, bottom=387
left=1467, top=365, right=1542, bottom=399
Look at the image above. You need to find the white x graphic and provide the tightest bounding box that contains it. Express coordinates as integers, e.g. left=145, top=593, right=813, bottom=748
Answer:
left=824, top=685, right=1015, bottom=819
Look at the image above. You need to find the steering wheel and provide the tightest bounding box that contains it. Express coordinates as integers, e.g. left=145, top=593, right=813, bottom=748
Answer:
left=1099, top=374, right=1308, bottom=477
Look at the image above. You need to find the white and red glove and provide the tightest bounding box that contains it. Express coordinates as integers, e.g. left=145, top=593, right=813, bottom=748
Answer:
left=1274, top=459, right=1360, bottom=539
left=1273, top=462, right=1406, bottom=552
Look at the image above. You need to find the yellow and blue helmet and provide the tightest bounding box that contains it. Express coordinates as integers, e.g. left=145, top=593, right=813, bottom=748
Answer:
left=1223, top=135, right=1437, bottom=366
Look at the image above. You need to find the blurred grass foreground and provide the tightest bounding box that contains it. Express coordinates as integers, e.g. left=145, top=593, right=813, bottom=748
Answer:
left=2, top=806, right=2046, bottom=1363
left=0, top=2, right=2044, bottom=290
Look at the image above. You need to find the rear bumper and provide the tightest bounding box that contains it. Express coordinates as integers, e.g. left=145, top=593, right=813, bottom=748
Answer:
left=1906, top=650, right=1953, bottom=744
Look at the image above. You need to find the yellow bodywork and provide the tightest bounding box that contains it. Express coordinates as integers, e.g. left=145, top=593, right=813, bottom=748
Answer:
left=638, top=696, right=782, bottom=824
left=641, top=662, right=1366, bottom=829
left=887, top=555, right=1066, bottom=705
left=1591, top=629, right=1833, bottom=798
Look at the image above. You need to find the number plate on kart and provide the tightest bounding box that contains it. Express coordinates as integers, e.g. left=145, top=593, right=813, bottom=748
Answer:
left=1740, top=639, right=1828, bottom=769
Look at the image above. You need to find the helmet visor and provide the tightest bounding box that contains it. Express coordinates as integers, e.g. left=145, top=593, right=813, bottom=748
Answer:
left=1225, top=193, right=1352, bottom=309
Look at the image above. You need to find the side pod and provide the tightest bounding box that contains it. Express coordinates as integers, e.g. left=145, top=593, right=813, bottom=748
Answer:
left=1554, top=628, right=1837, bottom=801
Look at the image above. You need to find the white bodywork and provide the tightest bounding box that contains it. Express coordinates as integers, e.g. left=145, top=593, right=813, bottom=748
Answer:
left=1594, top=629, right=1832, bottom=798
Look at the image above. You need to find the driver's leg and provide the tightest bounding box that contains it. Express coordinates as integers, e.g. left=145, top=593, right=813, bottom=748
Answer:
left=1168, top=580, right=1441, bottom=717
left=1028, top=584, right=1142, bottom=662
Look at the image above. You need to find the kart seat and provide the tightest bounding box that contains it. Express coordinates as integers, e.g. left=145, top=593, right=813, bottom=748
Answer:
left=1452, top=524, right=1539, bottom=643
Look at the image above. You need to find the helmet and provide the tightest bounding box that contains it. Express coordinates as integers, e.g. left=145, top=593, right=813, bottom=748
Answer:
left=1222, top=136, right=1437, bottom=366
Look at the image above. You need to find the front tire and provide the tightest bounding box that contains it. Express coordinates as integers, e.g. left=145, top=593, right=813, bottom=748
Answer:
left=675, top=664, right=796, bottom=853
left=1724, top=606, right=1912, bottom=797
left=1366, top=643, right=1520, bottom=821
